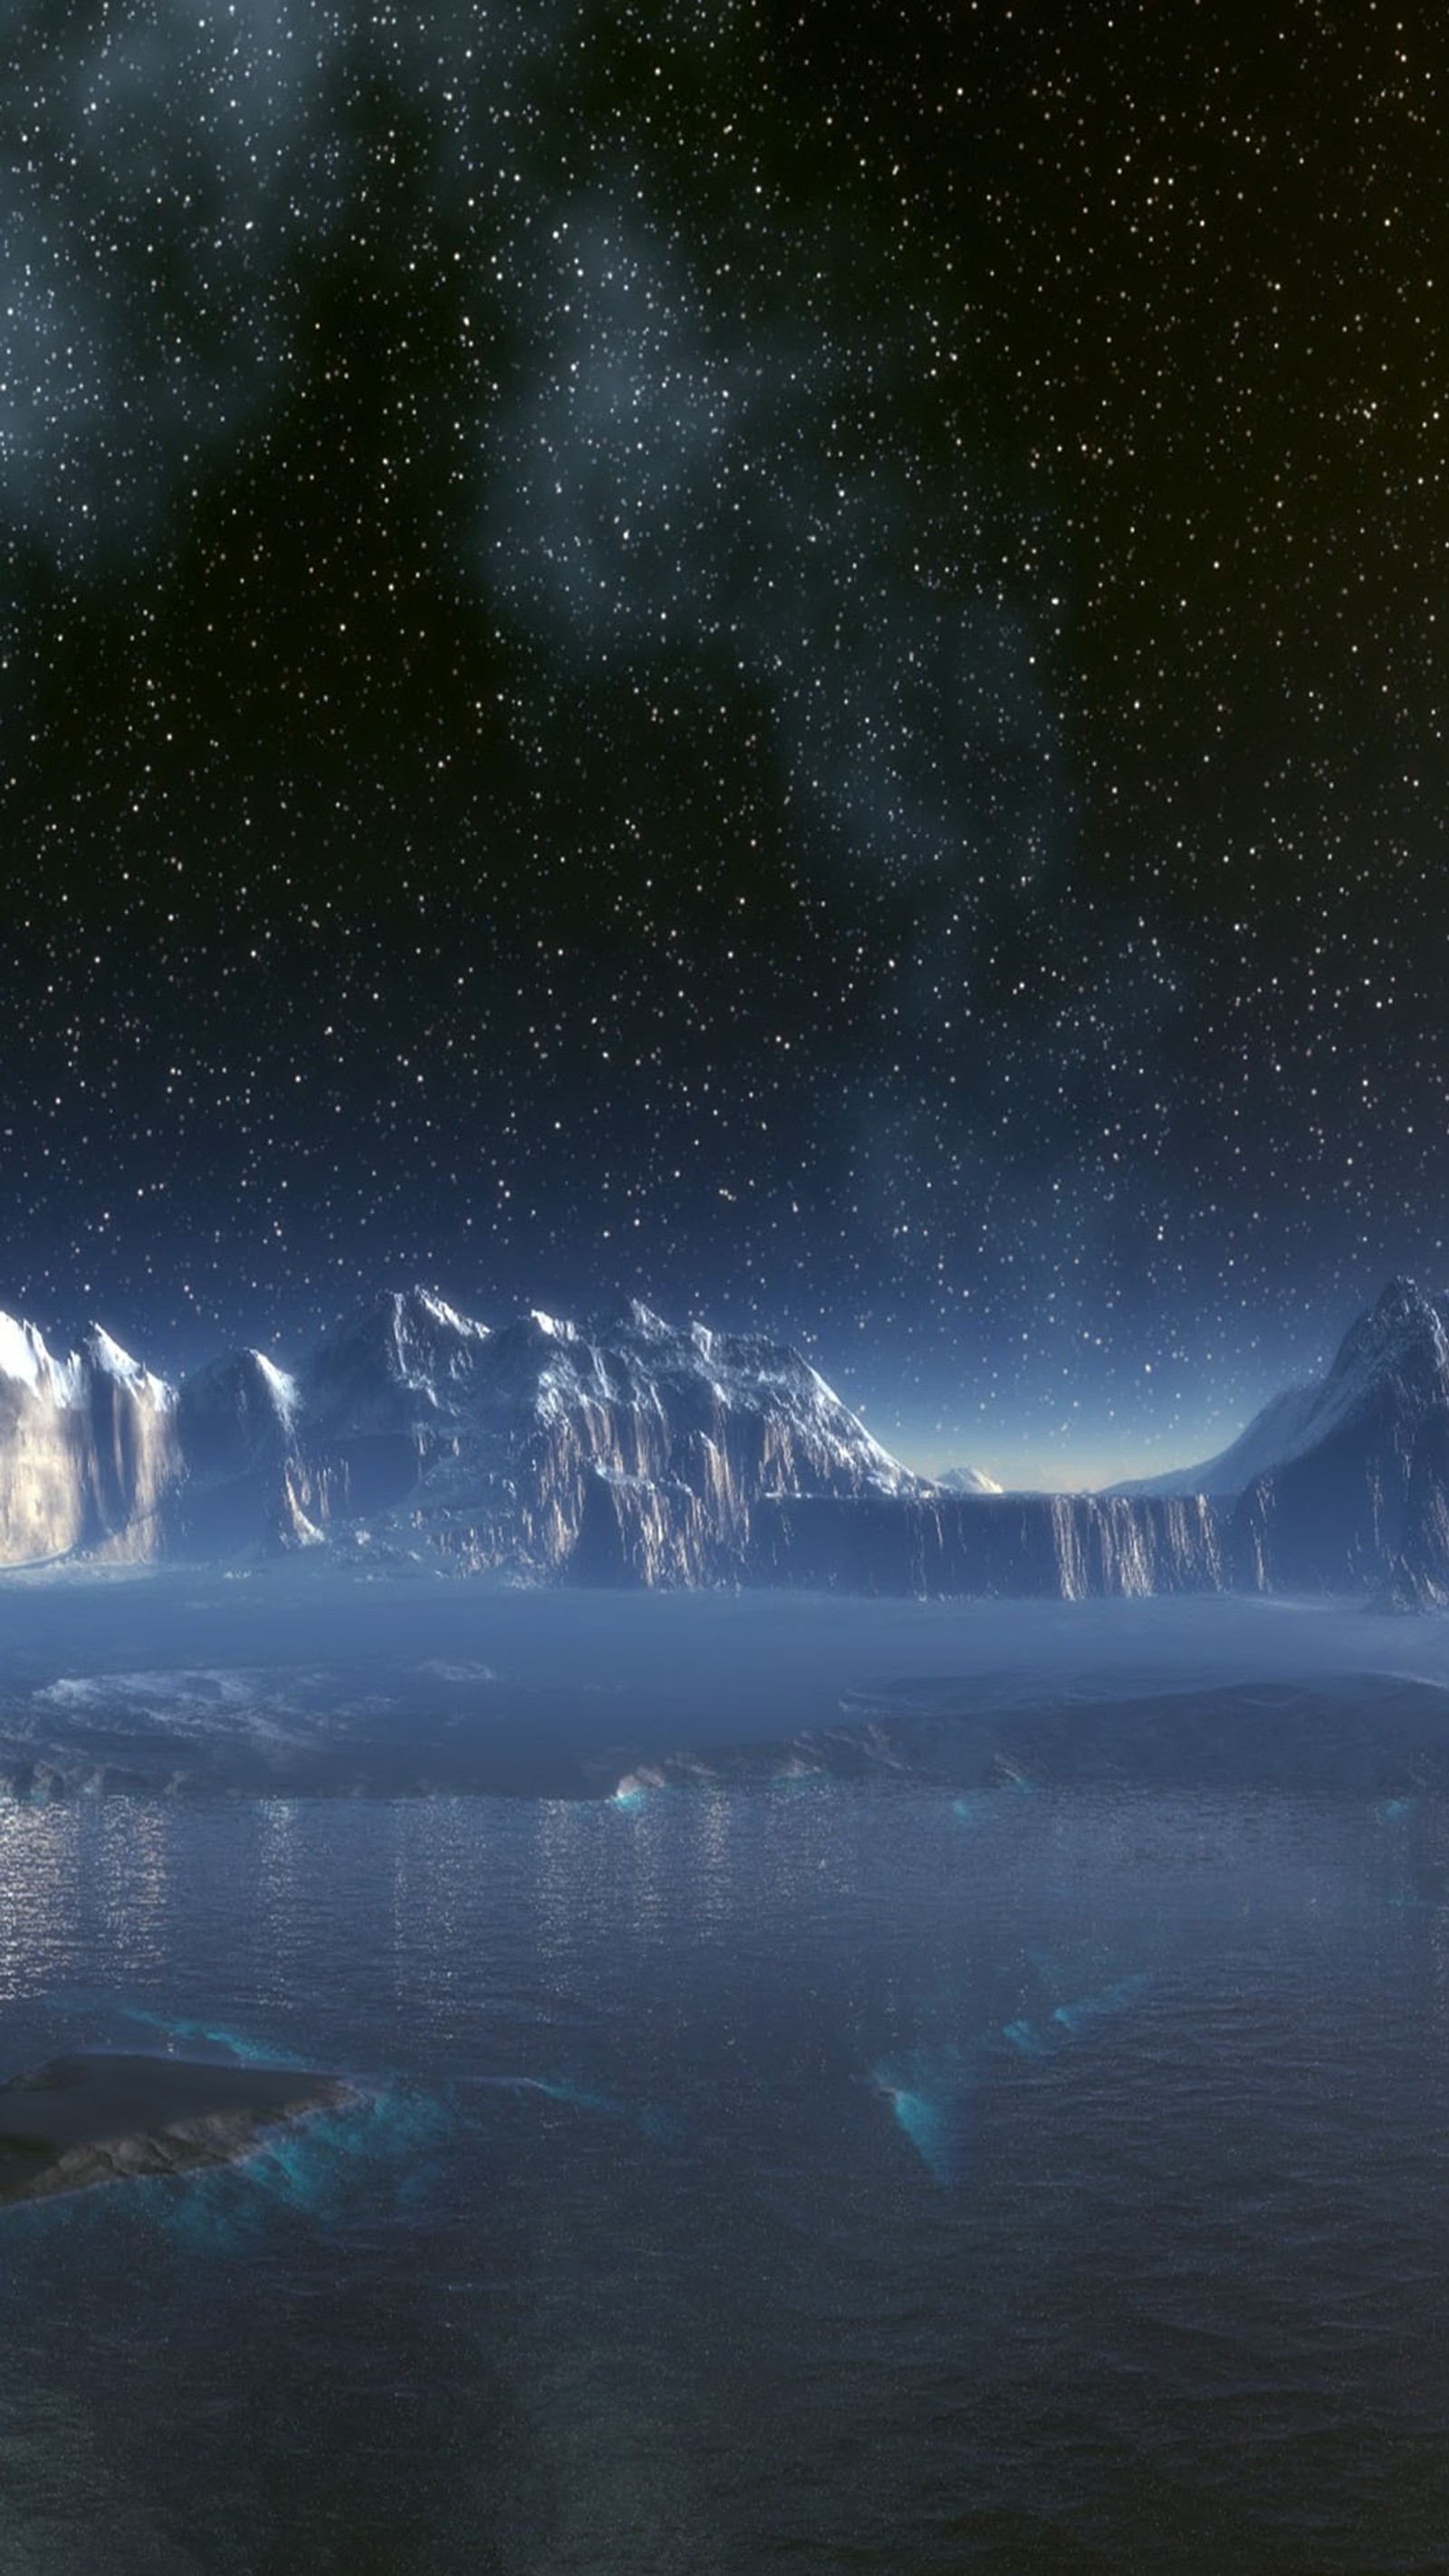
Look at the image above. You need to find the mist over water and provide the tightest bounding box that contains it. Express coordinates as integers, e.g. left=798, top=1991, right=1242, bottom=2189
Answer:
left=0, top=1758, right=1444, bottom=2571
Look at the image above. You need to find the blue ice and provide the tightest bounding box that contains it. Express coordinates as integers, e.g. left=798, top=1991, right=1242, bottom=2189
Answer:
left=1002, top=1969, right=1149, bottom=2059
left=952, top=1773, right=1037, bottom=1828
left=1051, top=1972, right=1149, bottom=2033
left=116, top=2006, right=283, bottom=2064
left=155, top=2084, right=447, bottom=2254
left=1002, top=2018, right=1055, bottom=2060
left=872, top=2048, right=974, bottom=2186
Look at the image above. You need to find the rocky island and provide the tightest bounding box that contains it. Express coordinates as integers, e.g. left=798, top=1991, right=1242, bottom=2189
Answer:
left=0, top=2052, right=350, bottom=2206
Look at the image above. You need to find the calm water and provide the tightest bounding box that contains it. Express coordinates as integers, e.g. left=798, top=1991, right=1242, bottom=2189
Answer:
left=0, top=1781, right=1445, bottom=2572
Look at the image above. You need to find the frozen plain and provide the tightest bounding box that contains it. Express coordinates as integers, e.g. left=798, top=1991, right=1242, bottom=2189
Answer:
left=1, top=1562, right=1447, bottom=1799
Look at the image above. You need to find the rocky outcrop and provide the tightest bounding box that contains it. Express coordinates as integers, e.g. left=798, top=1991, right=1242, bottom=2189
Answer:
left=0, top=2053, right=350, bottom=2206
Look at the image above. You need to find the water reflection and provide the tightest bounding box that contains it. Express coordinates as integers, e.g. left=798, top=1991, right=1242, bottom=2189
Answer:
left=534, top=1796, right=590, bottom=1973
left=688, top=1790, right=735, bottom=1934
left=0, top=1802, right=77, bottom=2000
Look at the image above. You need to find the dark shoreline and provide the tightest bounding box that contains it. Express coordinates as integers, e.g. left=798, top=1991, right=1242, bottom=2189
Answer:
left=0, top=2054, right=351, bottom=2207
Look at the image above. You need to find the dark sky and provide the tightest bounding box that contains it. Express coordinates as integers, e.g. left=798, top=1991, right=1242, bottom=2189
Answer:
left=4, top=0, right=1445, bottom=1483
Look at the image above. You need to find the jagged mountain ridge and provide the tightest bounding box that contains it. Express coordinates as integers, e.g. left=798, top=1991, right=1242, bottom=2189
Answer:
left=0, top=1289, right=922, bottom=1582
left=291, top=1289, right=921, bottom=1580
left=2, top=1278, right=1448, bottom=1601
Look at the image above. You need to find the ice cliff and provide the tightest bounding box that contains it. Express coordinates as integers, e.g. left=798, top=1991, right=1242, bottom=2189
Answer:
left=750, top=1489, right=1225, bottom=1600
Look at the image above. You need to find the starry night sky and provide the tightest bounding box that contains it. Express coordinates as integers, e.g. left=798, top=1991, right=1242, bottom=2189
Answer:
left=4, top=0, right=1446, bottom=1484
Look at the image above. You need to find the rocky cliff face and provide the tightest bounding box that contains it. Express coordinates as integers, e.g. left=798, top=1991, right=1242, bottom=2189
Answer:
left=749, top=1490, right=1226, bottom=1599
left=0, top=1317, right=178, bottom=1563
left=5, top=1289, right=925, bottom=1581
left=170, top=1349, right=321, bottom=1555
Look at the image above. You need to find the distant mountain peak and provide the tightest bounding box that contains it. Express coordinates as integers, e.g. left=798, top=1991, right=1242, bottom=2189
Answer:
left=933, top=1464, right=1003, bottom=1496
left=378, top=1285, right=489, bottom=1340
left=522, top=1307, right=579, bottom=1341
left=180, top=1346, right=299, bottom=1421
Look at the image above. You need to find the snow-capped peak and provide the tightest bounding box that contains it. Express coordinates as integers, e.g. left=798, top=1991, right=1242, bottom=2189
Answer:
left=587, top=1297, right=671, bottom=1342
left=82, top=1324, right=175, bottom=1410
left=1111, top=1278, right=1449, bottom=1501
left=524, top=1308, right=577, bottom=1341
left=304, top=1285, right=497, bottom=1436
left=1322, top=1274, right=1446, bottom=1390
left=933, top=1464, right=1003, bottom=1496
left=619, top=1298, right=668, bottom=1338
left=0, top=1312, right=173, bottom=1411
left=315, top=1286, right=492, bottom=1367
left=374, top=1286, right=489, bottom=1345
left=84, top=1324, right=142, bottom=1379
left=0, top=1310, right=73, bottom=1399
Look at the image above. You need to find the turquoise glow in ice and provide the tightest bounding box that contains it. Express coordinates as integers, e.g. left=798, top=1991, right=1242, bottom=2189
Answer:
left=1051, top=1973, right=1149, bottom=2034
left=1002, top=2018, right=1054, bottom=2060
left=873, top=2047, right=973, bottom=2186
left=116, top=2007, right=284, bottom=2064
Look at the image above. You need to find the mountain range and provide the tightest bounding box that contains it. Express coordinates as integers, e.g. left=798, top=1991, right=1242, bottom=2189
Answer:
left=0, top=1278, right=1446, bottom=1603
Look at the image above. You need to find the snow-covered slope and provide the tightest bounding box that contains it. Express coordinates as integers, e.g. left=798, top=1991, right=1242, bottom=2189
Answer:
left=1109, top=1386, right=1325, bottom=1502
